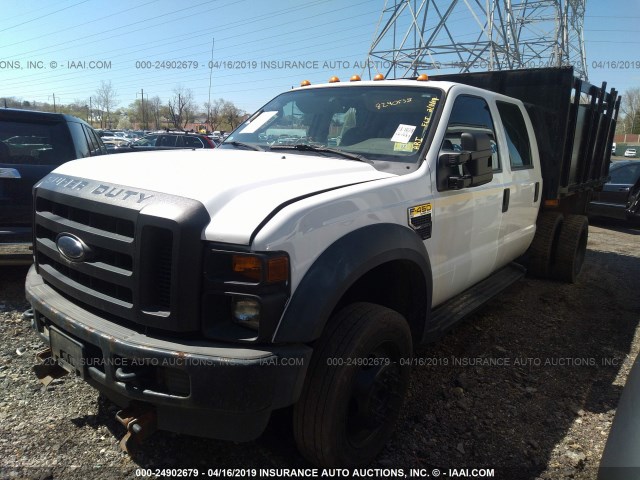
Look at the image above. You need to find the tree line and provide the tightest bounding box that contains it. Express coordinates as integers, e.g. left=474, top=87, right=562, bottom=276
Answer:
left=4, top=81, right=637, bottom=135
left=0, top=80, right=247, bottom=133
left=618, top=87, right=640, bottom=135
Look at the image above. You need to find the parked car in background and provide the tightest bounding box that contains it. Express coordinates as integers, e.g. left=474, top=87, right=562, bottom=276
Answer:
left=153, top=131, right=216, bottom=149
left=207, top=135, right=222, bottom=146
left=109, top=131, right=216, bottom=153
left=0, top=108, right=107, bottom=264
left=589, top=160, right=640, bottom=223
left=101, top=137, right=131, bottom=147
left=105, top=133, right=158, bottom=153
left=624, top=147, right=637, bottom=158
left=131, top=133, right=159, bottom=146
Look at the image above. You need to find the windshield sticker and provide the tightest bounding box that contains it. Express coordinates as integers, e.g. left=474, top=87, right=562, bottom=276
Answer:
left=240, top=111, right=278, bottom=133
left=390, top=124, right=417, bottom=144
left=393, top=142, right=414, bottom=152
left=376, top=97, right=413, bottom=110
left=421, top=97, right=439, bottom=128
left=414, top=97, right=440, bottom=150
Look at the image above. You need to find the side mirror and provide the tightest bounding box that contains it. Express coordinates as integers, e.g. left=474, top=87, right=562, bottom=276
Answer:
left=438, top=132, right=494, bottom=190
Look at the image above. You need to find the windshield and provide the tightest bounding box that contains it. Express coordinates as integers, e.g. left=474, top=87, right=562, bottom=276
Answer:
left=222, top=85, right=442, bottom=168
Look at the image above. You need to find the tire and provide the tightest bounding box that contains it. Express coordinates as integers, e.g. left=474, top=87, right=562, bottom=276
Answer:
left=293, top=302, right=412, bottom=467
left=528, top=211, right=564, bottom=278
left=553, top=214, right=588, bottom=283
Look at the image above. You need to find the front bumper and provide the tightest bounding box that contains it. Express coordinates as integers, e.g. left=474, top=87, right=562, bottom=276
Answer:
left=25, top=265, right=311, bottom=441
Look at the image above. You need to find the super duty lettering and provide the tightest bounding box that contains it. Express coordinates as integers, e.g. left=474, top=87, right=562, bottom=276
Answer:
left=91, top=184, right=154, bottom=203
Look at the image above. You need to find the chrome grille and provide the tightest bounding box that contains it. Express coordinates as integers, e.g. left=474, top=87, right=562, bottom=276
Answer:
left=33, top=176, right=208, bottom=332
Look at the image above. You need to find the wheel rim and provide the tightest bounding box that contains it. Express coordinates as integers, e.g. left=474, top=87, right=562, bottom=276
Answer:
left=345, top=343, right=403, bottom=447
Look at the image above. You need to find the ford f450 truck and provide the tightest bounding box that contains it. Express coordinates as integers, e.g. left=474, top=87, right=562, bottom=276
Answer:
left=25, top=67, right=619, bottom=466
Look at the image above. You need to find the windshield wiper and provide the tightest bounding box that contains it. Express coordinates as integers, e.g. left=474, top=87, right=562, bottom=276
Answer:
left=223, top=141, right=264, bottom=151
left=269, top=144, right=371, bottom=163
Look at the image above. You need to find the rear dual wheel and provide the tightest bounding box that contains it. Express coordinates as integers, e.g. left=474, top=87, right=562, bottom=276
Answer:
left=553, top=214, right=588, bottom=283
left=528, top=211, right=588, bottom=283
left=528, top=211, right=564, bottom=278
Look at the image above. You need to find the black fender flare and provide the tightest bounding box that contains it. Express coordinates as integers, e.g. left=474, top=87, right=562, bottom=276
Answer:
left=273, top=223, right=432, bottom=343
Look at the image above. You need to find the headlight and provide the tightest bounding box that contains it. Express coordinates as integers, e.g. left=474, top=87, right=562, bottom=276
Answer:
left=202, top=248, right=291, bottom=341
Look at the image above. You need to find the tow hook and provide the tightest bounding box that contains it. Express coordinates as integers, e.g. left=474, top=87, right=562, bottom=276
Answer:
left=32, top=348, right=69, bottom=387
left=115, top=402, right=157, bottom=453
left=22, top=308, right=34, bottom=324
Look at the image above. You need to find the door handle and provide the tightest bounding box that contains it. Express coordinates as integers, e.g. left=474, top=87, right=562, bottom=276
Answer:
left=502, top=188, right=510, bottom=213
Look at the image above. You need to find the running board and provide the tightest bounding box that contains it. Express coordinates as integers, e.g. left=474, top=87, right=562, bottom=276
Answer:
left=423, top=262, right=526, bottom=343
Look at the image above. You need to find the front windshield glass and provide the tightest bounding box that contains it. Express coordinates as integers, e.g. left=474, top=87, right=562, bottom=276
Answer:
left=223, top=85, right=442, bottom=166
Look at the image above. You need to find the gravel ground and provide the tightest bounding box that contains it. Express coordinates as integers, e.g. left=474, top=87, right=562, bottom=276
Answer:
left=1, top=219, right=639, bottom=480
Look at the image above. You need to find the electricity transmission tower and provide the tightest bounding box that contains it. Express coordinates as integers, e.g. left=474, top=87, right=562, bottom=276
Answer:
left=366, top=0, right=588, bottom=80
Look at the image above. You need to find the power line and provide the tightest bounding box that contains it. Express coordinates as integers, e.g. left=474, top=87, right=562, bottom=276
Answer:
left=0, top=0, right=91, bottom=34
left=0, top=0, right=378, bottom=108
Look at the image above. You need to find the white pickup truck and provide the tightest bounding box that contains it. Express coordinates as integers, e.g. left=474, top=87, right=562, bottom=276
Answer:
left=25, top=67, right=619, bottom=467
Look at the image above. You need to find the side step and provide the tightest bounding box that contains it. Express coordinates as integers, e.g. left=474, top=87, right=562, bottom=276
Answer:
left=423, top=262, right=526, bottom=342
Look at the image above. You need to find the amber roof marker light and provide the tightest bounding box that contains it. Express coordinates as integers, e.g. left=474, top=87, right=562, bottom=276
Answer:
left=417, top=73, right=429, bottom=81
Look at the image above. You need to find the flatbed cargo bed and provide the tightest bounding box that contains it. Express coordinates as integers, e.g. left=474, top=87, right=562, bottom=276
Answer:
left=431, top=67, right=621, bottom=202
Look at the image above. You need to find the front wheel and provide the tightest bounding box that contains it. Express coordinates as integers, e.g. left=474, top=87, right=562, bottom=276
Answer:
left=293, top=302, right=412, bottom=467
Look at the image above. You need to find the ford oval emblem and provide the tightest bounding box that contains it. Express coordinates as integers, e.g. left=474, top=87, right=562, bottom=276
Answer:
left=56, top=233, right=91, bottom=262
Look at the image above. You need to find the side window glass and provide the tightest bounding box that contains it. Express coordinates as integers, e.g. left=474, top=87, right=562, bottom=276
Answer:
left=85, top=126, right=107, bottom=155
left=610, top=165, right=638, bottom=184
left=441, top=95, right=500, bottom=171
left=497, top=101, right=532, bottom=169
left=82, top=125, right=101, bottom=156
left=183, top=136, right=203, bottom=148
left=158, top=135, right=177, bottom=147
left=68, top=122, right=91, bottom=158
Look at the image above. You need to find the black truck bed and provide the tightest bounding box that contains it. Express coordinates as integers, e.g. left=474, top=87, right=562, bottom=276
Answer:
left=431, top=67, right=621, bottom=202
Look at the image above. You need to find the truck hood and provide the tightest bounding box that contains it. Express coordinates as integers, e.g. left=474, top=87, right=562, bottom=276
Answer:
left=54, top=148, right=394, bottom=244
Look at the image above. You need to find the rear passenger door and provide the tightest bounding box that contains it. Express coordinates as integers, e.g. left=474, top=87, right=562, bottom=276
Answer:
left=494, top=100, right=542, bottom=267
